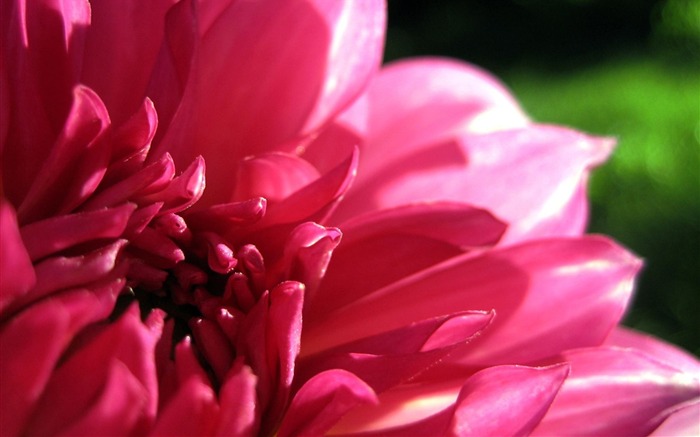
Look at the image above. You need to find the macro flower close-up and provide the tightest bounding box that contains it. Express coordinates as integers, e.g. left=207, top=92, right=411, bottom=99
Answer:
left=1, top=0, right=698, bottom=436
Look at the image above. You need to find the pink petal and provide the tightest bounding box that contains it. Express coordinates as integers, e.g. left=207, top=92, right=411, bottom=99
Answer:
left=449, top=364, right=570, bottom=436
left=26, top=305, right=162, bottom=436
left=216, top=361, right=259, bottom=436
left=0, top=60, right=9, bottom=152
left=150, top=377, right=219, bottom=437
left=326, top=57, right=529, bottom=222
left=278, top=369, right=378, bottom=437
left=306, top=203, right=506, bottom=320
left=136, top=155, right=205, bottom=216
left=20, top=203, right=136, bottom=261
left=271, top=222, right=342, bottom=291
left=232, top=152, right=321, bottom=203
left=152, top=0, right=385, bottom=206
left=336, top=124, right=613, bottom=244
left=331, top=364, right=569, bottom=436
left=54, top=360, right=148, bottom=437
left=174, top=336, right=211, bottom=388
left=80, top=152, right=176, bottom=211
left=649, top=399, right=700, bottom=436
left=17, top=86, right=111, bottom=224
left=0, top=199, right=35, bottom=312
left=0, top=279, right=122, bottom=436
left=128, top=226, right=185, bottom=268
left=9, top=239, right=126, bottom=313
left=297, top=312, right=494, bottom=394
left=605, top=326, right=700, bottom=375
left=262, top=281, right=305, bottom=434
left=101, top=98, right=159, bottom=185
left=185, top=197, right=267, bottom=236
left=81, top=0, right=176, bottom=124
left=304, top=236, right=639, bottom=362
left=189, top=318, right=234, bottom=384
left=453, top=236, right=642, bottom=365
left=305, top=310, right=494, bottom=358
left=355, top=57, right=529, bottom=173
left=1, top=0, right=89, bottom=204
left=532, top=348, right=700, bottom=436
left=255, top=146, right=359, bottom=228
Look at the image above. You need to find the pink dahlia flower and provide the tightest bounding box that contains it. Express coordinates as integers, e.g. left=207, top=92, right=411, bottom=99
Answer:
left=1, top=0, right=698, bottom=436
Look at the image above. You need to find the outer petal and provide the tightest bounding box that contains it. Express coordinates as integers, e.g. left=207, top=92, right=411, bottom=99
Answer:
left=605, top=326, right=700, bottom=375
left=150, top=377, right=219, bottom=437
left=0, top=279, right=122, bottom=436
left=25, top=305, right=162, bottom=436
left=306, top=203, right=506, bottom=320
left=331, top=364, right=569, bottom=436
left=531, top=348, right=700, bottom=436
left=278, top=369, right=378, bottom=437
left=55, top=360, right=148, bottom=437
left=19, top=203, right=136, bottom=261
left=232, top=152, right=321, bottom=203
left=16, top=86, right=111, bottom=224
left=215, top=361, right=259, bottom=437
left=81, top=0, right=176, bottom=124
left=304, top=236, right=639, bottom=362
left=297, top=312, right=494, bottom=394
left=7, top=240, right=126, bottom=314
left=453, top=236, right=641, bottom=365
left=151, top=0, right=385, bottom=206
left=336, top=124, right=613, bottom=243
left=0, top=199, right=35, bottom=312
left=1, top=0, right=89, bottom=203
left=346, top=58, right=529, bottom=176
left=649, top=399, right=700, bottom=436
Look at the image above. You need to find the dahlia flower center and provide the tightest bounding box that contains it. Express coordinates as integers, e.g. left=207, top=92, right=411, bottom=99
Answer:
left=116, top=210, right=272, bottom=385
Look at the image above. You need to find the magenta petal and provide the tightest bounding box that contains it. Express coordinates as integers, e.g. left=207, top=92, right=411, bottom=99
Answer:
left=55, top=360, right=148, bottom=437
left=26, top=305, right=162, bottom=436
left=262, top=281, right=305, bottom=433
left=453, top=236, right=642, bottom=365
left=81, top=0, right=175, bottom=124
left=305, top=311, right=494, bottom=358
left=260, top=146, right=359, bottom=227
left=331, top=364, right=569, bottom=435
left=137, top=155, right=206, bottom=215
left=151, top=377, right=219, bottom=437
left=20, top=203, right=136, bottom=261
left=605, top=326, right=700, bottom=374
left=1, top=0, right=89, bottom=204
left=11, top=239, right=126, bottom=312
left=17, top=86, right=111, bottom=223
left=189, top=318, right=234, bottom=383
left=0, top=280, right=122, bottom=436
left=298, top=312, right=493, bottom=397
left=307, top=203, right=506, bottom=320
left=80, top=152, right=176, bottom=211
left=358, top=57, right=528, bottom=167
left=337, top=124, right=613, bottom=243
left=277, top=369, right=378, bottom=437
left=273, top=222, right=342, bottom=291
left=649, top=399, right=700, bottom=436
left=102, top=98, right=159, bottom=186
left=532, top=348, right=700, bottom=436
left=0, top=199, right=35, bottom=312
left=448, top=364, right=570, bottom=436
left=305, top=236, right=639, bottom=359
left=153, top=0, right=385, bottom=206
left=233, top=152, right=321, bottom=203
left=216, top=361, right=259, bottom=436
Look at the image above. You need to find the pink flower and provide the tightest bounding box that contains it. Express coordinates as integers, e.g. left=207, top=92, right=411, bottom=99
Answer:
left=1, top=0, right=698, bottom=436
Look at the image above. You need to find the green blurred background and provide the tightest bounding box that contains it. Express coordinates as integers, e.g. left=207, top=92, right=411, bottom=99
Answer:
left=385, top=0, right=699, bottom=355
